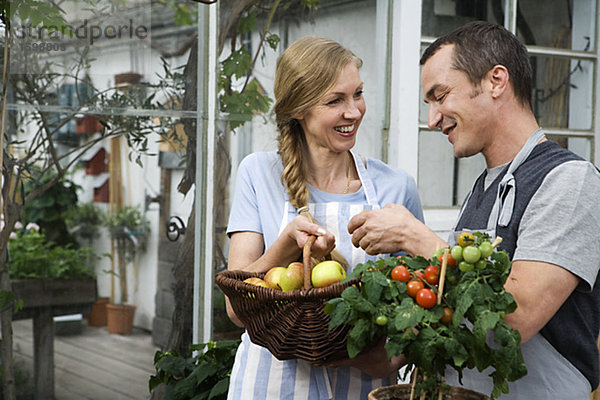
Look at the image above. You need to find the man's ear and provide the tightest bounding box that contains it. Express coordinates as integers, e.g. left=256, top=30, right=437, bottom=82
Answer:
left=487, top=65, right=509, bottom=99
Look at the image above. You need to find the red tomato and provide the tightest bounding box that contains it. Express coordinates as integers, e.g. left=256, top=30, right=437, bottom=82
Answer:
left=425, top=265, right=439, bottom=275
left=414, top=270, right=426, bottom=283
left=425, top=271, right=439, bottom=285
left=406, top=280, right=425, bottom=298
left=391, top=266, right=410, bottom=282
left=416, top=288, right=437, bottom=309
left=438, top=252, right=457, bottom=268
left=441, top=307, right=453, bottom=324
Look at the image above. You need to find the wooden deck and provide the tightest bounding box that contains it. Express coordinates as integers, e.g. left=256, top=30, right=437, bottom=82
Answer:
left=12, top=318, right=160, bottom=400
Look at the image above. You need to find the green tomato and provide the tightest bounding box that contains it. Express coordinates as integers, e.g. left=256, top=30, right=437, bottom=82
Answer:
left=462, top=245, right=481, bottom=264
left=374, top=315, right=388, bottom=326
left=478, top=241, right=494, bottom=258
left=432, top=248, right=444, bottom=260
left=475, top=259, right=487, bottom=270
left=458, top=261, right=474, bottom=272
left=450, top=245, right=463, bottom=263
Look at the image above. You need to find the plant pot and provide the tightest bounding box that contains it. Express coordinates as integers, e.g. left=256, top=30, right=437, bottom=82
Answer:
left=368, top=384, right=490, bottom=400
left=86, top=297, right=109, bottom=327
left=106, top=303, right=136, bottom=334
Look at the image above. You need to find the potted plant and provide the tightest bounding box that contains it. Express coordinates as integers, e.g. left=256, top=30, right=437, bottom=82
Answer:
left=325, top=233, right=527, bottom=400
left=104, top=205, right=150, bottom=334
left=65, top=202, right=105, bottom=244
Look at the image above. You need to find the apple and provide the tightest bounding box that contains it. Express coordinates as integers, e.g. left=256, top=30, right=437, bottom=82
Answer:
left=311, top=260, right=346, bottom=288
left=264, top=266, right=286, bottom=290
left=279, top=262, right=304, bottom=292
left=243, top=277, right=276, bottom=289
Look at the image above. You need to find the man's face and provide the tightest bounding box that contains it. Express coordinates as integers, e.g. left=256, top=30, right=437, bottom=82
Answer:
left=420, top=44, right=493, bottom=159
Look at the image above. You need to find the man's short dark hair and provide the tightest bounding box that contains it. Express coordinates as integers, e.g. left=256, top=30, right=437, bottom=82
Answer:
left=420, top=21, right=533, bottom=110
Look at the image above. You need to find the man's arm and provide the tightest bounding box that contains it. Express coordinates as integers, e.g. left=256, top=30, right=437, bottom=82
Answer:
left=504, top=259, right=579, bottom=343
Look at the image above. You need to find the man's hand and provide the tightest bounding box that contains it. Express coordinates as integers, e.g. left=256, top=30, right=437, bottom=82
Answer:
left=348, top=204, right=444, bottom=257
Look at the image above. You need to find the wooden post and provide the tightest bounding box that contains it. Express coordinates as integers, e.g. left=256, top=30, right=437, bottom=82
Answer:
left=33, top=307, right=54, bottom=400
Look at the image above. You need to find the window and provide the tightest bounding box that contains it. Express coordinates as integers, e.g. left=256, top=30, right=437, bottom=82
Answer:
left=418, top=0, right=599, bottom=207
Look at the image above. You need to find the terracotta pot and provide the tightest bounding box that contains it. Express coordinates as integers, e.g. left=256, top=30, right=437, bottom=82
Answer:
left=368, top=384, right=489, bottom=400
left=86, top=297, right=109, bottom=327
left=106, top=304, right=137, bottom=334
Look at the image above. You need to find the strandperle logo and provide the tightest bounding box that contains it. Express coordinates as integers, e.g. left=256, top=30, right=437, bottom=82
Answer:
left=13, top=18, right=149, bottom=50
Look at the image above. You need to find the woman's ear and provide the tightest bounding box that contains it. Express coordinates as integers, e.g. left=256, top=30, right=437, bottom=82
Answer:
left=488, top=65, right=509, bottom=99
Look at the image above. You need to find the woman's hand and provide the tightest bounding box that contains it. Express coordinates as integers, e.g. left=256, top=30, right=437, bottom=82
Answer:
left=285, top=215, right=336, bottom=260
left=322, top=336, right=406, bottom=378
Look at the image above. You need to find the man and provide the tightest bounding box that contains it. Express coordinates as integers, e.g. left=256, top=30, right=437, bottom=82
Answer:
left=348, top=21, right=600, bottom=398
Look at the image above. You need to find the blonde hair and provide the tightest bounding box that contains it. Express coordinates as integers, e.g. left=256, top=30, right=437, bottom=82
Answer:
left=274, top=36, right=362, bottom=268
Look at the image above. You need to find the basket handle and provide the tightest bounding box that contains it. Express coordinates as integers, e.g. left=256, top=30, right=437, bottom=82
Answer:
left=303, top=235, right=316, bottom=290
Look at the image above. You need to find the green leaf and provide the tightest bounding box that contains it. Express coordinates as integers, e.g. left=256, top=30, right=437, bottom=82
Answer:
left=392, top=298, right=427, bottom=331
left=472, top=310, right=500, bottom=343
left=347, top=318, right=371, bottom=358
left=237, top=12, right=257, bottom=34
left=265, top=33, right=280, bottom=51
left=207, top=377, right=229, bottom=399
left=341, top=286, right=376, bottom=314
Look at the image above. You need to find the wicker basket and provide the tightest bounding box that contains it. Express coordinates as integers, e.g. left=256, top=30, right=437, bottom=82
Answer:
left=215, top=236, right=359, bottom=364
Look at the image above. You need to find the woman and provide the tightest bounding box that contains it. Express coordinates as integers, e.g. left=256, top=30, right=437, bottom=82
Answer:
left=225, top=36, right=423, bottom=399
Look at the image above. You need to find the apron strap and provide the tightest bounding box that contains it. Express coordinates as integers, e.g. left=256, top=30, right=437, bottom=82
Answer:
left=351, top=150, right=380, bottom=208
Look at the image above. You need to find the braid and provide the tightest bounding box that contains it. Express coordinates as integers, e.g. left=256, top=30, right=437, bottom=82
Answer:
left=277, top=121, right=309, bottom=210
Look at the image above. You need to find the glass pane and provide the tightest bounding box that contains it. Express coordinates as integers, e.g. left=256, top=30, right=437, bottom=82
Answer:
left=532, top=56, right=594, bottom=131
left=4, top=0, right=196, bottom=345
left=517, top=0, right=597, bottom=52
left=546, top=135, right=593, bottom=161
left=418, top=131, right=486, bottom=208
left=421, top=0, right=503, bottom=38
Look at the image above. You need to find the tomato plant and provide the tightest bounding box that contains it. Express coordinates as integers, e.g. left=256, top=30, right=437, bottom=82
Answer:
left=324, top=232, right=525, bottom=399
left=416, top=288, right=436, bottom=308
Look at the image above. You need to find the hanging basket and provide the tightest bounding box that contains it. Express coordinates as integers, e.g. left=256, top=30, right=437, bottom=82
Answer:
left=368, top=384, right=490, bottom=400
left=215, top=236, right=359, bottom=364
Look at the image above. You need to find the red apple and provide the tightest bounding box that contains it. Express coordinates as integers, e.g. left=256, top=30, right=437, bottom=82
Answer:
left=264, top=266, right=286, bottom=290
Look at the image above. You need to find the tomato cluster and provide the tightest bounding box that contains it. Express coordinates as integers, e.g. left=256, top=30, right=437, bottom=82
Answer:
left=391, top=261, right=440, bottom=310
left=438, top=232, right=497, bottom=272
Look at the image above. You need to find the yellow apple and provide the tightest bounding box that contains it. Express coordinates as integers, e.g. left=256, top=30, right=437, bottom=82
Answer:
left=311, top=260, right=346, bottom=288
left=279, top=262, right=304, bottom=292
left=264, top=266, right=286, bottom=290
left=244, top=277, right=276, bottom=289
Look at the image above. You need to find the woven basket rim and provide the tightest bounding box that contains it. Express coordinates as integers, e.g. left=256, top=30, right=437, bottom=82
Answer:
left=215, top=269, right=359, bottom=300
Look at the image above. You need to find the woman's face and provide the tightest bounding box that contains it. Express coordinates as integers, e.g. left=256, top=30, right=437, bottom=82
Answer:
left=297, top=63, right=365, bottom=155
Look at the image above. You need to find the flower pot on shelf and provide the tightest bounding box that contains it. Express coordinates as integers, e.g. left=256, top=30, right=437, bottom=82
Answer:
left=368, top=384, right=489, bottom=400
left=85, top=297, right=109, bottom=327
left=106, top=303, right=136, bottom=334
